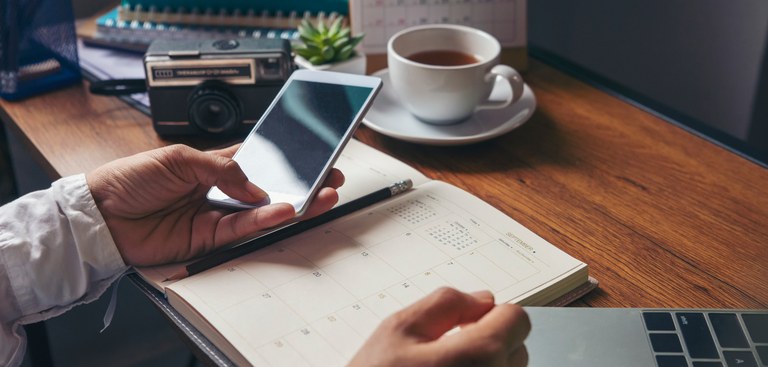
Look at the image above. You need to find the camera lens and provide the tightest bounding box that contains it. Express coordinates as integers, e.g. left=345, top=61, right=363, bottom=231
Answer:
left=188, top=82, right=241, bottom=134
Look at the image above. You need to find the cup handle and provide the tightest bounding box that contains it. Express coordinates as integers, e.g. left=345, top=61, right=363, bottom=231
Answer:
left=477, top=64, right=525, bottom=110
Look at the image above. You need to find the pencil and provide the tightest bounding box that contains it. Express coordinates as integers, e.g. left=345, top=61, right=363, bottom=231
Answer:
left=165, top=179, right=413, bottom=281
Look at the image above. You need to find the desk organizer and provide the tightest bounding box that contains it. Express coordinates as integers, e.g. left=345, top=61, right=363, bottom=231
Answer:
left=1, top=0, right=81, bottom=100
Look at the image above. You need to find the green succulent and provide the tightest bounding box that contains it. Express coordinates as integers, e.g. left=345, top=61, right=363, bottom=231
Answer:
left=294, top=17, right=365, bottom=65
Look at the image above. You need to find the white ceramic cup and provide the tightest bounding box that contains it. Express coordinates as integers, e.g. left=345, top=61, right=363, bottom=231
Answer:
left=387, top=24, right=524, bottom=124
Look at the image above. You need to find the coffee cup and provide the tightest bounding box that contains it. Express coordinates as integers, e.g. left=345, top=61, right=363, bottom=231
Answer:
left=387, top=24, right=524, bottom=125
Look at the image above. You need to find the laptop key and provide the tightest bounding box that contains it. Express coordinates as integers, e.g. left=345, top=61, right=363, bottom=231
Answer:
left=693, top=362, right=723, bottom=367
left=709, top=313, right=749, bottom=348
left=677, top=312, right=719, bottom=359
left=644, top=312, right=677, bottom=331
left=650, top=333, right=683, bottom=353
left=742, top=313, right=768, bottom=343
left=656, top=355, right=688, bottom=367
left=723, top=351, right=758, bottom=367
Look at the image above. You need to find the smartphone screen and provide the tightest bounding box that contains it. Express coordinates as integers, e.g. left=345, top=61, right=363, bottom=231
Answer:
left=207, top=70, right=382, bottom=214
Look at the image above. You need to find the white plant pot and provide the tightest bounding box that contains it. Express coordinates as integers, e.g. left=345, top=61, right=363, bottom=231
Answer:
left=294, top=52, right=367, bottom=75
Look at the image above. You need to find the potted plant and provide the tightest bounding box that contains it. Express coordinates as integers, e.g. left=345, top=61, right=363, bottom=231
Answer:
left=293, top=17, right=366, bottom=75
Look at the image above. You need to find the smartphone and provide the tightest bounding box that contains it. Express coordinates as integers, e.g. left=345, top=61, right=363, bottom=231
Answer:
left=206, top=69, right=382, bottom=215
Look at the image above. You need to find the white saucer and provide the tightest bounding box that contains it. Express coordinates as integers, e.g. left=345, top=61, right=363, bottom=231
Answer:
left=362, top=69, right=536, bottom=146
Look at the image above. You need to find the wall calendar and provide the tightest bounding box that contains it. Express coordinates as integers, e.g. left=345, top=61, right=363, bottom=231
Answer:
left=350, top=0, right=526, bottom=54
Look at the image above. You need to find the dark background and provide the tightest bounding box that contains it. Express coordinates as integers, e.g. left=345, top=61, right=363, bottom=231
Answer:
left=528, top=0, right=768, bottom=167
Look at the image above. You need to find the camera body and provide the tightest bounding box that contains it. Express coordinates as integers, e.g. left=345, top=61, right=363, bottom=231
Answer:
left=144, top=38, right=293, bottom=136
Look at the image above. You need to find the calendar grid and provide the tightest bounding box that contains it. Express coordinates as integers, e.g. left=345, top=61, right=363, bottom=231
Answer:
left=350, top=0, right=527, bottom=53
left=173, top=184, right=561, bottom=366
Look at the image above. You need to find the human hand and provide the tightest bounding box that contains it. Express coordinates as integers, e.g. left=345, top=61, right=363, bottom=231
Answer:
left=348, top=288, right=530, bottom=367
left=87, top=144, right=344, bottom=266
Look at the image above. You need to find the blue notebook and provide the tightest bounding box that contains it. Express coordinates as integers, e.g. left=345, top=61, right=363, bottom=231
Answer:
left=87, top=7, right=302, bottom=53
left=119, top=0, right=349, bottom=17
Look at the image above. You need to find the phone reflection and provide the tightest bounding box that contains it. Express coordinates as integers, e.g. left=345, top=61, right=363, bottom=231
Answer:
left=235, top=80, right=373, bottom=206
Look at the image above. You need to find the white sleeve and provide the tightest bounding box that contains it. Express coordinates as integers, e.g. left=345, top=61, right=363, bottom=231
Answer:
left=0, top=174, right=129, bottom=367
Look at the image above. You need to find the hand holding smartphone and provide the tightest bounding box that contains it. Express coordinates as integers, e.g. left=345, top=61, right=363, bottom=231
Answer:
left=206, top=70, right=382, bottom=215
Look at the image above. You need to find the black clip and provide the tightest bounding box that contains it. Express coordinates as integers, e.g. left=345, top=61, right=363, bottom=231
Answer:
left=89, top=79, right=147, bottom=95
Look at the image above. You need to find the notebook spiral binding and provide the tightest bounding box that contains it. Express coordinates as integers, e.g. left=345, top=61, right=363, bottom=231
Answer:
left=118, top=5, right=330, bottom=29
left=89, top=3, right=347, bottom=53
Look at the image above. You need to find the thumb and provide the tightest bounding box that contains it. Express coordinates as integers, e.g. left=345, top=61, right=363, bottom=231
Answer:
left=457, top=303, right=531, bottom=349
left=207, top=143, right=241, bottom=158
left=396, top=288, right=495, bottom=341
left=208, top=158, right=268, bottom=204
left=160, top=145, right=267, bottom=203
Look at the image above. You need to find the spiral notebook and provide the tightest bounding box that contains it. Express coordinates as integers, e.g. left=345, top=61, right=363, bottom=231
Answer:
left=86, top=0, right=348, bottom=53
left=119, top=0, right=348, bottom=17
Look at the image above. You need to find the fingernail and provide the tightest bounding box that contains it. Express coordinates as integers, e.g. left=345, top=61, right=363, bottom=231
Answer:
left=470, top=290, right=495, bottom=303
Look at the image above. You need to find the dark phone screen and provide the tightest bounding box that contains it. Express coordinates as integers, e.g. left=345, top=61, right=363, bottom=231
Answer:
left=236, top=80, right=373, bottom=201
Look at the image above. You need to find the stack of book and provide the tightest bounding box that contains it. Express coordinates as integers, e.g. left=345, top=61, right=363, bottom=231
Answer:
left=84, top=0, right=349, bottom=52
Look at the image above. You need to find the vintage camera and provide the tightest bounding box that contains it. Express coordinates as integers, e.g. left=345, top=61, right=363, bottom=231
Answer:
left=144, top=38, right=293, bottom=136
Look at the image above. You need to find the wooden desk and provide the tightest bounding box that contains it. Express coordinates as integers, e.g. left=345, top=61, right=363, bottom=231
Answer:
left=2, top=60, right=767, bottom=312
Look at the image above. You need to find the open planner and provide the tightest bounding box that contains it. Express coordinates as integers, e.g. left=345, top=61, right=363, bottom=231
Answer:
left=137, top=139, right=595, bottom=366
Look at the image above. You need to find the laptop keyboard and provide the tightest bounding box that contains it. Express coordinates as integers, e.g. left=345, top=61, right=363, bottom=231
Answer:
left=642, top=310, right=768, bottom=367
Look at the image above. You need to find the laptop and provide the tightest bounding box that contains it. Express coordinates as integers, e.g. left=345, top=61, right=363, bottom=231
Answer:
left=524, top=308, right=768, bottom=367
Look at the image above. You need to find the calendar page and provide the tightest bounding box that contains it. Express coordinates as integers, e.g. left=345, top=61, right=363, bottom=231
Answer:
left=350, top=0, right=527, bottom=54
left=164, top=180, right=587, bottom=366
left=136, top=138, right=431, bottom=290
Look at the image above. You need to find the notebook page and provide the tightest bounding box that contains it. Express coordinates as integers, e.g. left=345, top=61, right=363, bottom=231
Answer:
left=331, top=139, right=430, bottom=203
left=166, top=180, right=586, bottom=366
left=136, top=139, right=430, bottom=290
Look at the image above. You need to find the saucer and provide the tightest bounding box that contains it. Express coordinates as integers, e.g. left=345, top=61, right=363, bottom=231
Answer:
left=362, top=69, right=536, bottom=146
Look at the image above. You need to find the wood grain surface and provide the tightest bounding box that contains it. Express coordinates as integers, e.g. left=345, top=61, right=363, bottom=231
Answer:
left=2, top=59, right=766, bottom=309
